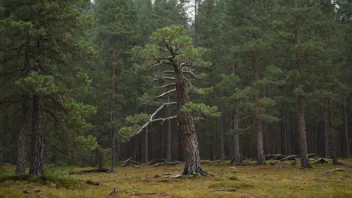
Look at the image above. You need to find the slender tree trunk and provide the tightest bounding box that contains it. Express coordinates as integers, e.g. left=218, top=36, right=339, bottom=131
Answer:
left=232, top=109, right=241, bottom=163
left=327, top=98, right=339, bottom=164
left=16, top=93, right=30, bottom=174
left=115, top=136, right=120, bottom=162
left=133, top=136, right=139, bottom=161
left=211, top=127, right=216, bottom=161
left=254, top=53, right=265, bottom=165
left=294, top=15, right=311, bottom=169
left=110, top=43, right=117, bottom=172
left=297, top=95, right=310, bottom=168
left=219, top=108, right=225, bottom=161
left=344, top=98, right=350, bottom=157
left=166, top=93, right=172, bottom=162
left=264, top=123, right=269, bottom=155
left=16, top=49, right=30, bottom=174
left=324, top=105, right=330, bottom=158
left=29, top=38, right=45, bottom=175
left=194, top=0, right=198, bottom=46
left=29, top=94, right=44, bottom=175
left=145, top=126, right=148, bottom=163
left=174, top=66, right=209, bottom=175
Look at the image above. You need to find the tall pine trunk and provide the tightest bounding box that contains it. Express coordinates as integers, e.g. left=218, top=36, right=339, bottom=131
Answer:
left=327, top=98, right=339, bottom=164
left=174, top=66, right=209, bottom=175
left=166, top=93, right=172, bottom=162
left=232, top=109, right=241, bottom=163
left=16, top=49, right=30, bottom=174
left=29, top=94, right=44, bottom=175
left=344, top=98, right=350, bottom=157
left=111, top=43, right=117, bottom=172
left=219, top=108, right=225, bottom=161
left=324, top=105, right=330, bottom=158
left=29, top=38, right=45, bottom=175
left=145, top=126, right=148, bottom=163
left=254, top=53, right=265, bottom=165
left=294, top=16, right=311, bottom=169
left=264, top=123, right=269, bottom=155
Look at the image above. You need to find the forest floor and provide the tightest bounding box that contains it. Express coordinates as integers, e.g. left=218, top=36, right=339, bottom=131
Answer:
left=0, top=159, right=351, bottom=198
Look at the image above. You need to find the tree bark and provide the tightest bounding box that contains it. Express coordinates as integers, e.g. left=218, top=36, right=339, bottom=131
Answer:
left=254, top=53, right=265, bottom=165
left=111, top=43, right=117, bottom=172
left=294, top=15, right=311, bottom=169
left=174, top=65, right=209, bottom=175
left=344, top=98, right=350, bottom=157
left=16, top=48, right=30, bottom=174
left=166, top=93, right=172, bottom=162
left=264, top=123, right=269, bottom=155
left=232, top=109, right=241, bottom=163
left=29, top=38, right=45, bottom=175
left=327, top=98, right=339, bottom=164
left=145, top=126, right=148, bottom=163
left=29, top=94, right=44, bottom=175
left=324, top=104, right=330, bottom=158
left=297, top=95, right=310, bottom=168
left=16, top=93, right=30, bottom=174
left=219, top=108, right=225, bottom=161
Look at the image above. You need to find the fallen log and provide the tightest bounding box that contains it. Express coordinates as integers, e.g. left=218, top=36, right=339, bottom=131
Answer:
left=313, top=158, right=328, bottom=164
left=69, top=168, right=110, bottom=175
left=265, top=154, right=285, bottom=160
left=326, top=168, right=344, bottom=173
left=308, top=153, right=316, bottom=158
left=147, top=158, right=166, bottom=165
left=280, top=155, right=297, bottom=161
left=153, top=162, right=180, bottom=167
left=314, top=158, right=328, bottom=164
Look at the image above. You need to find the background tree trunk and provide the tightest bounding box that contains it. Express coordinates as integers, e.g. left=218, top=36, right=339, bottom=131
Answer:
left=327, top=98, right=339, bottom=164
left=344, top=98, right=350, bottom=157
left=29, top=94, right=44, bottom=175
left=29, top=38, right=45, bottom=175
left=325, top=104, right=330, bottom=158
left=232, top=109, right=241, bottom=163
left=16, top=93, right=30, bottom=174
left=297, top=95, right=310, bottom=168
left=145, top=126, right=148, bottom=163
left=16, top=47, right=30, bottom=174
left=219, top=108, right=225, bottom=161
left=166, top=93, right=172, bottom=162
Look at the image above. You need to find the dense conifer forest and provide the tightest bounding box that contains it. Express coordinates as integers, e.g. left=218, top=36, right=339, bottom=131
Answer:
left=0, top=0, right=352, bottom=197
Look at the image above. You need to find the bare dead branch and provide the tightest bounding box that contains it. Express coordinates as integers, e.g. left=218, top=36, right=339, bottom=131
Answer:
left=160, top=83, right=175, bottom=89
left=143, top=89, right=176, bottom=104
left=133, top=102, right=177, bottom=136
left=163, top=77, right=175, bottom=81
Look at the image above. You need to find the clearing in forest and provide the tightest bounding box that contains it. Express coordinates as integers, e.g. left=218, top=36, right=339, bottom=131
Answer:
left=0, top=159, right=351, bottom=198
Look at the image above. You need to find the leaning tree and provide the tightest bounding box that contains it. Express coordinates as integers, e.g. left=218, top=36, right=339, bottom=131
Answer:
left=121, top=25, right=217, bottom=176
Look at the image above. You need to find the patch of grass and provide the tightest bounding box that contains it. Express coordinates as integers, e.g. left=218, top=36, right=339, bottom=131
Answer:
left=0, top=159, right=351, bottom=197
left=208, top=181, right=254, bottom=189
left=228, top=175, right=238, bottom=180
left=0, top=173, right=79, bottom=189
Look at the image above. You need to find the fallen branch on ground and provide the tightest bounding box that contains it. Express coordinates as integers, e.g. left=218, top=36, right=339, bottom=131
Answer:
left=325, top=168, right=344, bottom=173
left=314, top=158, right=328, bottom=164
left=280, top=155, right=297, bottom=161
left=69, top=168, right=110, bottom=175
left=147, top=158, right=166, bottom=165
